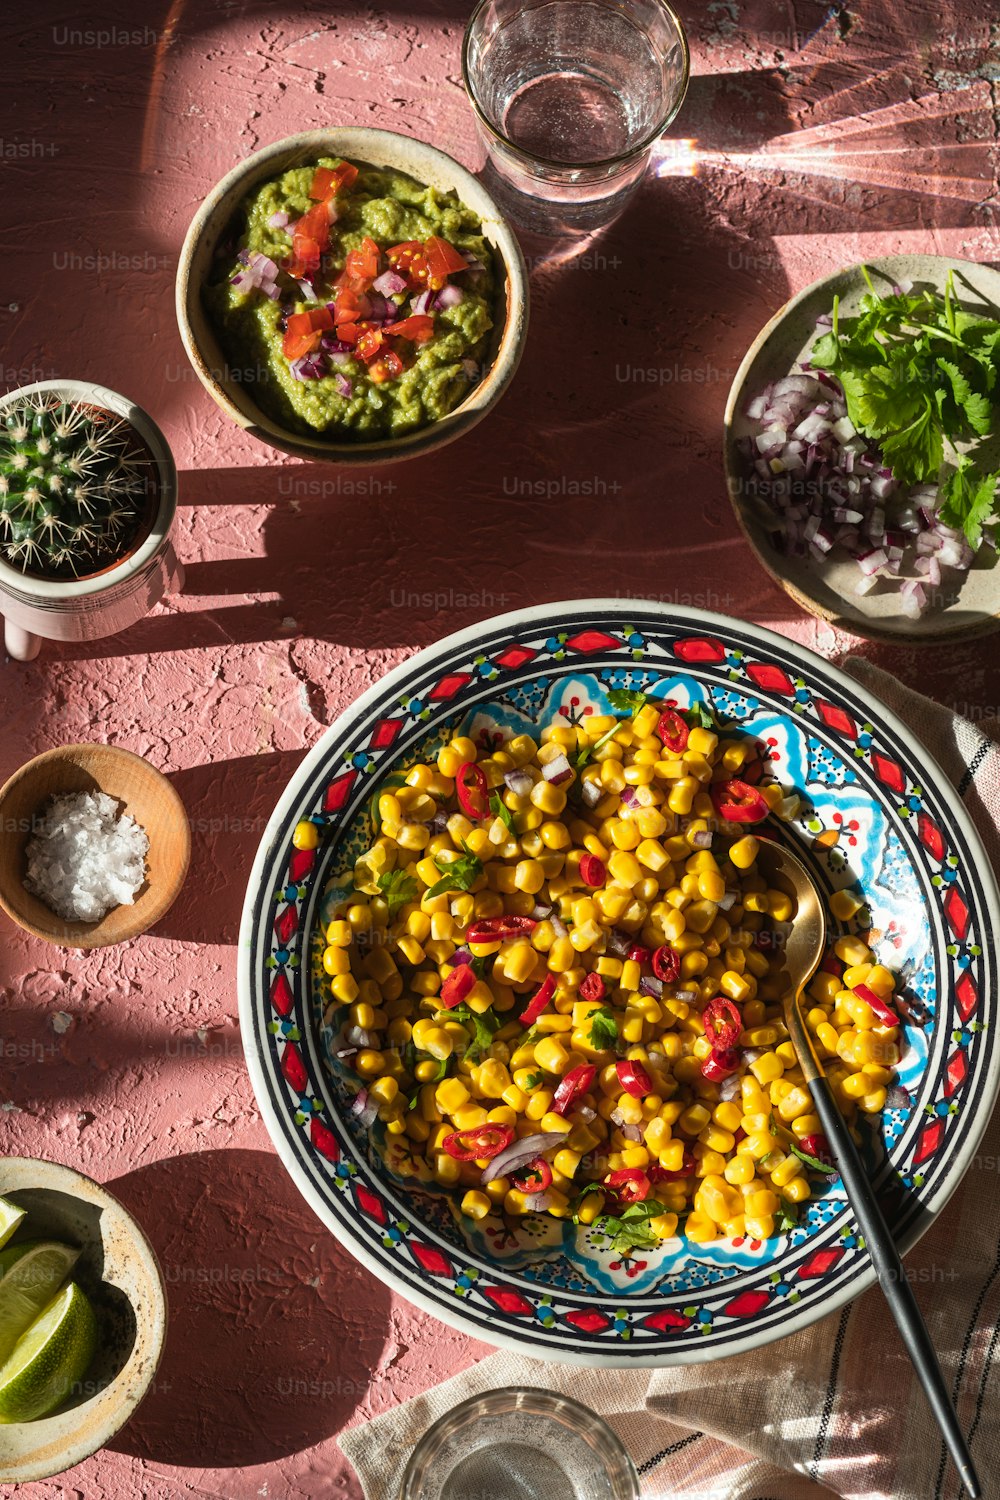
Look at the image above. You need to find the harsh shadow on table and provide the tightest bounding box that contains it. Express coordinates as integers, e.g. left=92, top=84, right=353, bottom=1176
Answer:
left=106, top=1147, right=390, bottom=1467
left=151, top=749, right=309, bottom=944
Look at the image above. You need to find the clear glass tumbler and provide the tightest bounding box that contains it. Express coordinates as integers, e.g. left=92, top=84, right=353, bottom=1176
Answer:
left=462, top=0, right=689, bottom=234
left=399, top=1386, right=640, bottom=1500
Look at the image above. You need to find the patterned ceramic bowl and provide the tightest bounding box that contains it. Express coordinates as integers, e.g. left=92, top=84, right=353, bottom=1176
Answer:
left=237, top=602, right=1000, bottom=1366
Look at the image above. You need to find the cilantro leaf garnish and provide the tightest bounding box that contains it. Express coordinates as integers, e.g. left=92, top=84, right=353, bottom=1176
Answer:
left=377, top=869, right=418, bottom=920
left=592, top=1199, right=668, bottom=1253
left=606, top=688, right=648, bottom=712
left=939, top=455, right=1000, bottom=550
left=450, top=1002, right=500, bottom=1061
left=489, top=791, right=514, bottom=832
left=789, top=1141, right=837, bottom=1176
left=587, top=1005, right=619, bottom=1052
left=424, top=840, right=483, bottom=899
left=523, top=1072, right=541, bottom=1089
left=809, top=265, right=1000, bottom=544
left=685, top=702, right=716, bottom=731
left=775, top=1203, right=800, bottom=1233
left=369, top=771, right=409, bottom=834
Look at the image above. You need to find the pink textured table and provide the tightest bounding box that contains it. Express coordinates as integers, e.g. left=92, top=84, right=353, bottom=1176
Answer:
left=2, top=2, right=998, bottom=1495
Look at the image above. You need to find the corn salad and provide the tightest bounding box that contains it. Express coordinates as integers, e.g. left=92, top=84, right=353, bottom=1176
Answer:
left=315, top=700, right=901, bottom=1247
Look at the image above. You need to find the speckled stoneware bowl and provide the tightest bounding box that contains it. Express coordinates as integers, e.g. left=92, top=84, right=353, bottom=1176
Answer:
left=724, top=255, right=1000, bottom=643
left=0, top=1158, right=167, bottom=1483
left=176, top=128, right=528, bottom=465
left=238, top=599, right=1000, bottom=1367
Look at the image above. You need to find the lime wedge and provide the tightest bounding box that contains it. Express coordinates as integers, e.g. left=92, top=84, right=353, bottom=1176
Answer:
left=0, top=1199, right=25, bottom=1253
left=0, top=1281, right=97, bottom=1423
left=0, top=1242, right=80, bottom=1366
left=0, top=1241, right=39, bottom=1278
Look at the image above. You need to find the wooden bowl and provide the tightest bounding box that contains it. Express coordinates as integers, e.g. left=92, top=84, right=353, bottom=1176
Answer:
left=0, top=744, right=190, bottom=949
left=0, top=1157, right=167, bottom=1483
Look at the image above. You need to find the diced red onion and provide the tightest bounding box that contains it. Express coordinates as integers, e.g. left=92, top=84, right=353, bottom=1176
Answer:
left=619, top=787, right=639, bottom=809
left=576, top=1105, right=597, bottom=1123
left=580, top=779, right=602, bottom=808
left=296, top=279, right=317, bottom=301
left=346, top=1025, right=375, bottom=1049
left=267, top=210, right=290, bottom=228
left=621, top=1123, right=643, bottom=1143
left=334, top=373, right=352, bottom=399
left=550, top=915, right=568, bottom=940
left=717, top=889, right=738, bottom=911
left=719, top=1074, right=743, bottom=1101
left=374, top=270, right=407, bottom=296
left=689, top=828, right=713, bottom=849
left=411, top=290, right=433, bottom=316
left=609, top=1107, right=626, bottom=1128
left=674, top=987, right=698, bottom=1003
left=523, top=1190, right=553, bottom=1212
left=531, top=903, right=554, bottom=920
left=607, top=930, right=631, bottom=957
left=350, top=1088, right=379, bottom=1129
left=504, top=769, right=534, bottom=797
left=639, top=975, right=664, bottom=998
left=462, top=358, right=479, bottom=380
left=481, top=1131, right=566, bottom=1184
left=542, top=753, right=573, bottom=785
left=435, top=283, right=464, bottom=309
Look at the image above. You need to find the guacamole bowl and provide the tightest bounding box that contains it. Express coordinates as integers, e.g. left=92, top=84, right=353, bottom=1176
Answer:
left=176, top=129, right=528, bottom=465
left=237, top=599, right=1000, bottom=1366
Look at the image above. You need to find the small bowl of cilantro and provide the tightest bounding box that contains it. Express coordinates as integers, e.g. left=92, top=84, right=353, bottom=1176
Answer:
left=723, top=255, right=1000, bottom=642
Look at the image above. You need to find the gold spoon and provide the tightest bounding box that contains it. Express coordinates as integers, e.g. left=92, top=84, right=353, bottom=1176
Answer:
left=756, top=836, right=980, bottom=1500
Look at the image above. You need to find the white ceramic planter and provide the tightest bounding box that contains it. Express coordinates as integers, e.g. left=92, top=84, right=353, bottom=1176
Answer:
left=0, top=380, right=183, bottom=661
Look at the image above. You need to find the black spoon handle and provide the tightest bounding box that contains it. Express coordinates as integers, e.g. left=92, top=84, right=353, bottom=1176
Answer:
left=807, top=1076, right=980, bottom=1498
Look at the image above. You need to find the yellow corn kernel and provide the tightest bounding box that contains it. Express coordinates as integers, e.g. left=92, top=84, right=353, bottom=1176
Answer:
left=322, top=945, right=351, bottom=977
left=830, top=888, right=864, bottom=921
left=780, top=1175, right=811, bottom=1204
left=724, top=1154, right=755, bottom=1186
left=719, top=969, right=752, bottom=1003
left=728, top=835, right=759, bottom=869
left=678, top=1102, right=712, bottom=1135
left=330, top=972, right=360, bottom=1005
left=743, top=1214, right=775, bottom=1240
left=749, top=1052, right=784, bottom=1085
left=525, top=1090, right=554, bottom=1120
left=436, top=1077, right=471, bottom=1114
left=835, top=935, right=873, bottom=967
left=355, top=1048, right=386, bottom=1077
left=461, top=1190, right=492, bottom=1221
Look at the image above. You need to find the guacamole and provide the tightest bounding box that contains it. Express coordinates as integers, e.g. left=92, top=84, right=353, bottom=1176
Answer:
left=205, top=158, right=496, bottom=440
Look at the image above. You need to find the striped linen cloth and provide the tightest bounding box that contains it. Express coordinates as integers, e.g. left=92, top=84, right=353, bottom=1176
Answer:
left=339, top=659, right=1000, bottom=1500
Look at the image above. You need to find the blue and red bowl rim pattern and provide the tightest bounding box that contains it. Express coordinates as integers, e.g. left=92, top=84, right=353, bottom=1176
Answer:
left=238, top=602, right=1000, bottom=1366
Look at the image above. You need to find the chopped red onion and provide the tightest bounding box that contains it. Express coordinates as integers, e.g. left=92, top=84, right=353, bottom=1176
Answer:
left=481, top=1131, right=565, bottom=1184
left=346, top=1024, right=375, bottom=1049
left=674, top=987, right=698, bottom=1003
left=689, top=828, right=713, bottom=849
left=719, top=1074, right=743, bottom=1101
left=621, top=1122, right=643, bottom=1143
left=619, top=787, right=639, bottom=809
left=541, top=753, right=573, bottom=785
left=550, top=915, right=568, bottom=940
left=435, top=283, right=464, bottom=309
left=639, top=975, right=664, bottom=998
left=296, top=279, right=317, bottom=301
left=504, top=769, right=534, bottom=797
left=334, top=372, right=352, bottom=399
left=717, top=889, right=738, bottom=911
left=576, top=1104, right=596, bottom=1123
left=523, top=1190, right=553, bottom=1212
left=462, top=358, right=480, bottom=381
left=531, top=903, right=554, bottom=920
left=267, top=210, right=290, bottom=228
left=350, top=1088, right=378, bottom=1129
left=374, top=269, right=407, bottom=296
left=411, top=290, right=433, bottom=316
left=580, top=779, right=602, bottom=809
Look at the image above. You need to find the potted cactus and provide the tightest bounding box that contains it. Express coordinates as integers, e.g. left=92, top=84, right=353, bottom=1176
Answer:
left=0, top=380, right=183, bottom=661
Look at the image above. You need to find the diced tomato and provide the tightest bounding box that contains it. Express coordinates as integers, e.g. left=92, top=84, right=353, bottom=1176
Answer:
left=333, top=291, right=365, bottom=325
left=336, top=322, right=361, bottom=346
left=799, top=1133, right=835, bottom=1167
left=425, top=234, right=469, bottom=286
left=387, top=314, right=435, bottom=344
left=287, top=201, right=332, bottom=276
left=282, top=328, right=321, bottom=361
left=309, top=167, right=337, bottom=201
left=616, top=1059, right=653, bottom=1098
left=580, top=972, right=606, bottom=1004
left=442, top=1123, right=514, bottom=1162
left=387, top=240, right=430, bottom=286
left=605, top=1168, right=650, bottom=1205
left=285, top=311, right=316, bottom=339
left=356, top=327, right=384, bottom=363
left=551, top=1064, right=596, bottom=1117
left=344, top=235, right=381, bottom=287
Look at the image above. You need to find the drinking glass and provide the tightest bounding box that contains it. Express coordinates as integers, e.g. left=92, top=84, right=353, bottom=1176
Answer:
left=462, top=0, right=690, bottom=234
left=399, top=1386, right=640, bottom=1500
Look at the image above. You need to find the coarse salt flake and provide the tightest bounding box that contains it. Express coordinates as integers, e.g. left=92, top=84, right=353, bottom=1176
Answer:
left=24, top=790, right=149, bottom=923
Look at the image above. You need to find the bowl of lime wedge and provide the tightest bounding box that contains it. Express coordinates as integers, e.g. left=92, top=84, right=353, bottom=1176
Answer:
left=0, top=1158, right=167, bottom=1482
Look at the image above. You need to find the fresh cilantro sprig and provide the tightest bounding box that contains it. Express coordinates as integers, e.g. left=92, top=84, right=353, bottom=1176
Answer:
left=591, top=1199, right=668, bottom=1254
left=606, top=688, right=648, bottom=712
left=587, top=1005, right=619, bottom=1051
left=450, top=1002, right=501, bottom=1061
left=789, top=1140, right=838, bottom=1176
left=489, top=791, right=514, bottom=832
left=424, top=840, right=483, bottom=899
left=377, top=869, right=418, bottom=920
left=810, top=265, right=1000, bottom=547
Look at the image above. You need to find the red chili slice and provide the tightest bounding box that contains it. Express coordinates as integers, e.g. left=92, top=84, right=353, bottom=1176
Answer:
left=701, top=1047, right=740, bottom=1082
left=518, top=972, right=555, bottom=1026
left=711, top=779, right=770, bottom=824
left=425, top=235, right=469, bottom=283
left=466, top=915, right=537, bottom=944
left=579, top=854, right=606, bottom=888
left=852, top=982, right=900, bottom=1027
left=455, top=761, right=490, bottom=821
left=439, top=963, right=477, bottom=1009
left=650, top=1151, right=695, bottom=1183
left=442, top=1123, right=515, bottom=1162
left=627, top=944, right=650, bottom=965
left=616, top=1058, right=653, bottom=1098
left=552, top=1064, right=596, bottom=1117
left=605, top=1168, right=650, bottom=1204
left=702, top=997, right=742, bottom=1050
left=656, top=709, right=690, bottom=755
left=579, top=972, right=606, bottom=1003
left=511, top=1157, right=553, bottom=1193
left=652, top=945, right=680, bottom=984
